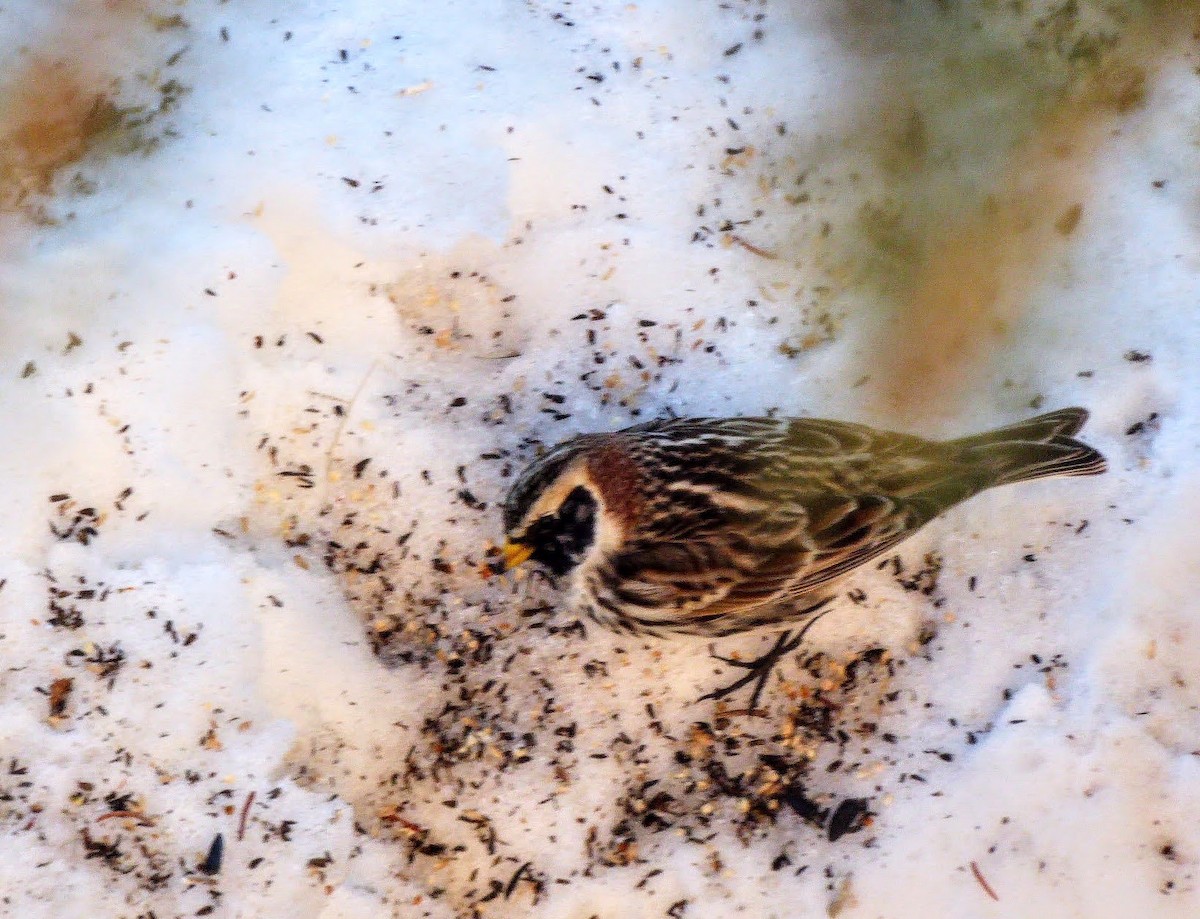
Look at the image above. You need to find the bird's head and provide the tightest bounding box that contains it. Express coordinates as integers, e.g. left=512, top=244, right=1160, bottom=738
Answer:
left=499, top=436, right=635, bottom=578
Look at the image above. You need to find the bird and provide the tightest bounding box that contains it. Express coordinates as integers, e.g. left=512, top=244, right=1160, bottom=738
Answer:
left=497, top=407, right=1106, bottom=706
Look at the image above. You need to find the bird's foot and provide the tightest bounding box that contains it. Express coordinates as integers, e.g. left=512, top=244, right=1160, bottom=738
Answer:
left=699, top=629, right=803, bottom=710
left=699, top=599, right=834, bottom=710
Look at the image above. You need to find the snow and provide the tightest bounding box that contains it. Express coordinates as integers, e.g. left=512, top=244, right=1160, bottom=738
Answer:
left=1, top=1, right=1198, bottom=917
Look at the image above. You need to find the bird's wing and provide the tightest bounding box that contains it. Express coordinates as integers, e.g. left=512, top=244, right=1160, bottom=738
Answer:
left=773, top=492, right=919, bottom=597
left=602, top=492, right=894, bottom=623
left=606, top=417, right=974, bottom=628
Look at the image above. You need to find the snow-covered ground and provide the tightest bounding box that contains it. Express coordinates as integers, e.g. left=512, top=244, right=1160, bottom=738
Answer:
left=2, top=1, right=1198, bottom=916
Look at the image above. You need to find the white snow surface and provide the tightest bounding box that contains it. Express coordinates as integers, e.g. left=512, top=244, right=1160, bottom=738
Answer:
left=1, top=1, right=1198, bottom=917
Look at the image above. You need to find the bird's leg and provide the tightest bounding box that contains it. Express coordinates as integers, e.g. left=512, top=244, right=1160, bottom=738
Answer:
left=699, top=599, right=835, bottom=710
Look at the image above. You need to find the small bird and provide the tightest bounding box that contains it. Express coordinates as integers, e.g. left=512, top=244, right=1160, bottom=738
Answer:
left=499, top=408, right=1105, bottom=703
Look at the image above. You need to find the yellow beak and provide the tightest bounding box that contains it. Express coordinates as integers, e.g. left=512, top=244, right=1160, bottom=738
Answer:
left=500, top=540, right=535, bottom=570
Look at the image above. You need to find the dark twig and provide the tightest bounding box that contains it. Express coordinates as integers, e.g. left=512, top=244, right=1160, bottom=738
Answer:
left=970, top=860, right=1000, bottom=901
left=237, top=790, right=256, bottom=842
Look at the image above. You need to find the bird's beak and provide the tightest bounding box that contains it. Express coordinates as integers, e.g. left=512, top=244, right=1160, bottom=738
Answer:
left=499, top=540, right=535, bottom=571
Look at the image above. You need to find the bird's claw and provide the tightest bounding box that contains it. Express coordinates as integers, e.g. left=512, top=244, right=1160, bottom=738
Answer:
left=699, top=630, right=803, bottom=709
left=698, top=599, right=835, bottom=709
left=709, top=652, right=769, bottom=669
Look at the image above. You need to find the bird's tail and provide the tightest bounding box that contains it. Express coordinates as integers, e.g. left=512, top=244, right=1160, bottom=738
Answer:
left=952, top=407, right=1107, bottom=487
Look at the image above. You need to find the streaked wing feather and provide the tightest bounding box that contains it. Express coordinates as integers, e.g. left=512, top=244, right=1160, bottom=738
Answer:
left=605, top=416, right=975, bottom=628
left=606, top=541, right=745, bottom=612
left=699, top=497, right=916, bottom=618
left=785, top=520, right=913, bottom=596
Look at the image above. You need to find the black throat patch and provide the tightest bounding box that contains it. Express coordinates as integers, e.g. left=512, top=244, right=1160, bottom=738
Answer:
left=523, top=486, right=598, bottom=576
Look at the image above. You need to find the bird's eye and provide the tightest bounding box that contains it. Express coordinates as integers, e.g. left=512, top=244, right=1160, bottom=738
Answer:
left=565, top=494, right=594, bottom=524
left=558, top=486, right=595, bottom=526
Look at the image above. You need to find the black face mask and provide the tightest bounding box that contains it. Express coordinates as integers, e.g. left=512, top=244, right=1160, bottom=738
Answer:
left=523, top=486, right=598, bottom=576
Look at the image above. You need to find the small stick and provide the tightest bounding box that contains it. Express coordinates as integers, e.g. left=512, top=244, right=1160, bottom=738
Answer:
left=970, top=860, right=999, bottom=901
left=728, top=234, right=778, bottom=260
left=713, top=707, right=769, bottom=718
left=323, top=361, right=378, bottom=482
left=237, top=790, right=256, bottom=841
